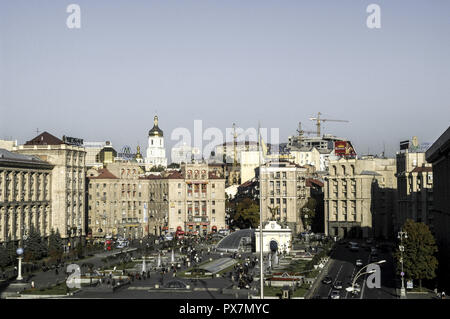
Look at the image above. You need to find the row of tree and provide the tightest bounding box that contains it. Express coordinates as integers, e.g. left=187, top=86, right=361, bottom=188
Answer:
left=0, top=227, right=65, bottom=270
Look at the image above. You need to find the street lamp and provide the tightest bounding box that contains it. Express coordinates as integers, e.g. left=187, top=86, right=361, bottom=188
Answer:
left=16, top=247, right=24, bottom=281
left=398, top=230, right=408, bottom=298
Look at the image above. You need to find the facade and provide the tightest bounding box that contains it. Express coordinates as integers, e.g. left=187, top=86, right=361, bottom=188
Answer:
left=145, top=115, right=168, bottom=169
left=170, top=142, right=200, bottom=164
left=258, top=161, right=310, bottom=234
left=13, top=132, right=87, bottom=243
left=396, top=150, right=433, bottom=231
left=87, top=162, right=147, bottom=240
left=144, top=163, right=226, bottom=236
left=426, top=126, right=450, bottom=290
left=83, top=141, right=106, bottom=168
left=0, top=139, right=17, bottom=152
left=0, top=149, right=53, bottom=243
left=290, top=147, right=321, bottom=172
left=240, top=150, right=262, bottom=183
left=324, top=157, right=397, bottom=239
left=255, top=220, right=292, bottom=254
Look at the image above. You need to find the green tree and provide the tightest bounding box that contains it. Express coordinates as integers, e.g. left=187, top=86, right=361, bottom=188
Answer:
left=300, top=198, right=317, bottom=230
left=24, top=226, right=46, bottom=261
left=48, top=229, right=64, bottom=263
left=395, top=219, right=438, bottom=290
left=167, top=163, right=180, bottom=169
left=233, top=198, right=260, bottom=228
left=150, top=165, right=165, bottom=172
left=0, top=245, right=8, bottom=269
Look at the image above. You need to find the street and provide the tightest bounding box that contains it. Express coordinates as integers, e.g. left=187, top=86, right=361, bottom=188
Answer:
left=314, top=239, right=397, bottom=299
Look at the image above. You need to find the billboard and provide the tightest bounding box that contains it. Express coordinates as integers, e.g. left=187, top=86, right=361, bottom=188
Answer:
left=334, top=141, right=357, bottom=158
left=400, top=140, right=410, bottom=150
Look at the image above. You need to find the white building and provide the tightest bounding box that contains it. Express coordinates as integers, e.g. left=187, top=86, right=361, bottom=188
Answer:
left=145, top=115, right=167, bottom=169
left=0, top=139, right=17, bottom=151
left=255, top=220, right=292, bottom=254
left=83, top=141, right=106, bottom=168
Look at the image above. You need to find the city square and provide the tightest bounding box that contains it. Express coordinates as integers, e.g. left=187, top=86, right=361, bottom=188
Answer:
left=0, top=0, right=450, bottom=306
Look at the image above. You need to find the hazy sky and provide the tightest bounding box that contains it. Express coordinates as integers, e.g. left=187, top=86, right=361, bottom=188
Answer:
left=1, top=0, right=449, bottom=158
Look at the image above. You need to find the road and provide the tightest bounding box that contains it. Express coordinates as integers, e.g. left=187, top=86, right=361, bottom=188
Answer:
left=315, top=239, right=397, bottom=299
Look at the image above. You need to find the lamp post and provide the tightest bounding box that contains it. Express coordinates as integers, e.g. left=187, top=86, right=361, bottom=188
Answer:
left=398, top=230, right=408, bottom=298
left=16, top=248, right=24, bottom=281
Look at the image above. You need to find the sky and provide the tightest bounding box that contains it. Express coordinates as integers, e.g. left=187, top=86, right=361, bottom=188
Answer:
left=1, top=0, right=449, bottom=158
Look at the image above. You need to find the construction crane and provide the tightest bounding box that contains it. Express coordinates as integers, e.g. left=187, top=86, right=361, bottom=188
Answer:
left=309, top=112, right=349, bottom=137
left=297, top=122, right=316, bottom=136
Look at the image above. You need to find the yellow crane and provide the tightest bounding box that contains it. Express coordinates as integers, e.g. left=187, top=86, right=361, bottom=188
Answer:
left=309, top=112, right=349, bottom=137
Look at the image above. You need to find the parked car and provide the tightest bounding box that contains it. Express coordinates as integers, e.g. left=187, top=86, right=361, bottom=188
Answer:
left=330, top=290, right=340, bottom=299
left=333, top=281, right=343, bottom=290
left=322, top=276, right=333, bottom=285
left=355, top=259, right=363, bottom=267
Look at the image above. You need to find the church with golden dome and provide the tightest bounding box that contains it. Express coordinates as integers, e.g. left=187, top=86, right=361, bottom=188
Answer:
left=145, top=115, right=168, bottom=168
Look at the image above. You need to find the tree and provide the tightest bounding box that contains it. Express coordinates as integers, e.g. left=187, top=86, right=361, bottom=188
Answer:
left=167, top=163, right=180, bottom=169
left=150, top=165, right=165, bottom=172
left=0, top=245, right=8, bottom=270
left=24, top=226, right=46, bottom=261
left=48, top=229, right=64, bottom=263
left=233, top=198, right=260, bottom=228
left=395, top=219, right=438, bottom=290
left=300, top=198, right=317, bottom=230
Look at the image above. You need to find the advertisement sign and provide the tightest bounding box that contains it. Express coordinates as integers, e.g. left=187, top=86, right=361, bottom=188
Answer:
left=400, top=140, right=410, bottom=150
left=334, top=141, right=357, bottom=158
left=407, top=280, right=413, bottom=289
left=62, top=135, right=84, bottom=146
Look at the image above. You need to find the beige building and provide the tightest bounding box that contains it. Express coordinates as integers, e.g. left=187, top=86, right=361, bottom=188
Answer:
left=0, top=149, right=53, bottom=243
left=0, top=139, right=17, bottom=152
left=396, top=150, right=433, bottom=231
left=87, top=162, right=147, bottom=240
left=143, top=163, right=226, bottom=236
left=258, top=160, right=311, bottom=234
left=240, top=151, right=260, bottom=184
left=13, top=132, right=86, bottom=243
left=324, top=157, right=397, bottom=239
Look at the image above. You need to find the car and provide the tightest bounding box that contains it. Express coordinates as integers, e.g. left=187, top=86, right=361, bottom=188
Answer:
left=333, top=281, right=343, bottom=290
left=330, top=290, right=340, bottom=299
left=322, top=276, right=333, bottom=285
left=355, top=259, right=363, bottom=267
left=346, top=283, right=361, bottom=295
left=164, top=234, right=174, bottom=241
